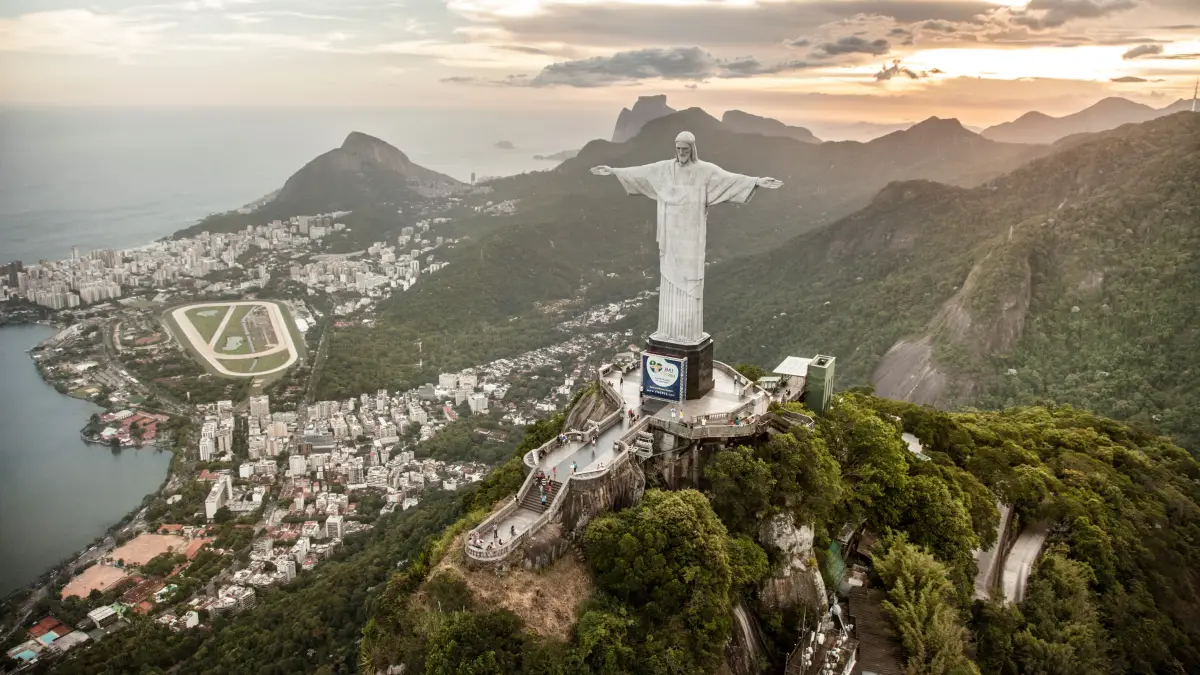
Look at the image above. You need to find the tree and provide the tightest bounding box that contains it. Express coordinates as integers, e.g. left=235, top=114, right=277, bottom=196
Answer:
left=213, top=507, right=233, bottom=524
left=873, top=534, right=980, bottom=675
left=818, top=395, right=908, bottom=519
left=705, top=445, right=774, bottom=534
left=733, top=363, right=767, bottom=382
left=1012, top=551, right=1107, bottom=675
left=424, top=609, right=527, bottom=675
left=760, top=429, right=843, bottom=526
left=568, top=597, right=638, bottom=675
left=584, top=489, right=735, bottom=673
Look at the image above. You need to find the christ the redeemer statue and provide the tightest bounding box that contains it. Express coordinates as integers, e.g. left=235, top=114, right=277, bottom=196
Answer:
left=591, top=131, right=782, bottom=346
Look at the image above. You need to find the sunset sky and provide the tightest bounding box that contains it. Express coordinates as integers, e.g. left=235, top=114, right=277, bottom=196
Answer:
left=1, top=0, right=1197, bottom=126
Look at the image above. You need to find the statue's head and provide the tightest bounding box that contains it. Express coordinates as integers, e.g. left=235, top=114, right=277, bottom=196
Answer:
left=674, top=131, right=697, bottom=164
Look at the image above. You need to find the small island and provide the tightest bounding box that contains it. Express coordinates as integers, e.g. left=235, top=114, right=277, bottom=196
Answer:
left=494, top=140, right=515, bottom=150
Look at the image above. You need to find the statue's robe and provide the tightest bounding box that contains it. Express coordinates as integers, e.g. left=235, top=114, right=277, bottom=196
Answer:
left=612, top=159, right=759, bottom=344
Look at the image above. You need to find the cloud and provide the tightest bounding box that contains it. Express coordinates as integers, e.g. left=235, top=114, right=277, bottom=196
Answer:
left=1011, top=0, right=1138, bottom=30
left=463, top=0, right=1003, bottom=49
left=0, top=10, right=174, bottom=60
left=1110, top=75, right=1148, bottom=81
left=1161, top=52, right=1200, bottom=59
left=873, top=59, right=941, bottom=80
left=1123, top=43, right=1164, bottom=58
left=785, top=37, right=810, bottom=47
left=520, top=46, right=815, bottom=87
left=813, top=35, right=891, bottom=57
left=498, top=44, right=549, bottom=55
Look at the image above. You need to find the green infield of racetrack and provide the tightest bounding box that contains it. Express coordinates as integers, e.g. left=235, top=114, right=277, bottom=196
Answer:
left=215, top=305, right=256, bottom=354
left=184, top=306, right=231, bottom=345
left=163, top=300, right=307, bottom=380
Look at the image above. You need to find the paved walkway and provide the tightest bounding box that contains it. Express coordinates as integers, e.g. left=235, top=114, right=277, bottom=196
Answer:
left=472, top=362, right=761, bottom=551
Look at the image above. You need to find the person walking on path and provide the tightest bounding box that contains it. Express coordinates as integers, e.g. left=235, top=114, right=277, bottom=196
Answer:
left=510, top=525, right=516, bottom=537
left=552, top=466, right=557, bottom=481
left=541, top=493, right=546, bottom=506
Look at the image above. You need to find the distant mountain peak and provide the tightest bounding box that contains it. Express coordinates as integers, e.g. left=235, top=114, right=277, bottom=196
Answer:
left=612, top=95, right=677, bottom=143
left=982, top=96, right=1170, bottom=144
left=909, top=116, right=969, bottom=132
left=339, top=131, right=415, bottom=168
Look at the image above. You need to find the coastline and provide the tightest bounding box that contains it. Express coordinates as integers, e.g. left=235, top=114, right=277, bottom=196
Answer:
left=0, top=321, right=181, bottom=617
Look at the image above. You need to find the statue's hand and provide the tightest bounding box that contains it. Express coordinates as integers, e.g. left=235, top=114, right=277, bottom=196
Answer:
left=590, top=165, right=613, bottom=176
left=756, top=177, right=783, bottom=189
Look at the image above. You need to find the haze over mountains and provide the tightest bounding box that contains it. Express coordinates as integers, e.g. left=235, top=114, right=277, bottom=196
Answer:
left=179, top=97, right=1200, bottom=450
left=982, top=96, right=1193, bottom=144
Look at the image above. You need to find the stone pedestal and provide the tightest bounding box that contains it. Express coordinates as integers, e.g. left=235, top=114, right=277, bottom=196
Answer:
left=646, top=335, right=714, bottom=401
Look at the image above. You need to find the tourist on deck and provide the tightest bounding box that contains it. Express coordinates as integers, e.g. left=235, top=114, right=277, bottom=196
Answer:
left=541, top=493, right=547, bottom=506
left=486, top=543, right=493, bottom=551
left=511, top=525, right=517, bottom=537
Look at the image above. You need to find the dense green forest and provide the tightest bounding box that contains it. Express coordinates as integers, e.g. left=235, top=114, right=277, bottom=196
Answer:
left=363, top=394, right=1200, bottom=675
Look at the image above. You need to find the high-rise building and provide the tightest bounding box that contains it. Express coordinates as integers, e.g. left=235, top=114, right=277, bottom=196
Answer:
left=249, top=395, right=270, bottom=420
left=325, top=515, right=344, bottom=540
left=468, top=393, right=488, bottom=415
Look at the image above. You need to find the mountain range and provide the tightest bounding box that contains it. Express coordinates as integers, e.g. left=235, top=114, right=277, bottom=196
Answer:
left=176, top=97, right=1200, bottom=451
left=982, top=96, right=1192, bottom=144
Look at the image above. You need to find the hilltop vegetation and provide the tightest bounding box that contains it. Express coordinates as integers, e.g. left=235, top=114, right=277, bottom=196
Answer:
left=707, top=112, right=1200, bottom=452
left=362, top=394, right=1200, bottom=675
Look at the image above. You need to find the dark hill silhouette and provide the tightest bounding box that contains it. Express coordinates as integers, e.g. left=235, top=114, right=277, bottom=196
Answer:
left=720, top=110, right=820, bottom=143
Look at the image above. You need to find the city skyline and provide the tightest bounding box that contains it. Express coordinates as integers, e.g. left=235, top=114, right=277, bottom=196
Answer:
left=0, top=0, right=1197, bottom=125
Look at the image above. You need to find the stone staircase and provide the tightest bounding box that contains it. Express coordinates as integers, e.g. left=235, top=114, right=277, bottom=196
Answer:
left=519, top=479, right=563, bottom=514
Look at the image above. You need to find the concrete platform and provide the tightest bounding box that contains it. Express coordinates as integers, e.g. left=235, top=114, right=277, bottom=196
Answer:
left=471, top=360, right=766, bottom=557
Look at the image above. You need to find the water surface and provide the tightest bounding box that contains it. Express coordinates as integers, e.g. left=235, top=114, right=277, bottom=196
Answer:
left=0, top=324, right=172, bottom=596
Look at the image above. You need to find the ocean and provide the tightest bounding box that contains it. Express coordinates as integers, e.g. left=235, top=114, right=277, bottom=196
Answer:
left=0, top=106, right=613, bottom=263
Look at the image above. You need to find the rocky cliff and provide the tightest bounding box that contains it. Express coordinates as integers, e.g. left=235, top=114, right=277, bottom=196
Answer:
left=612, top=94, right=676, bottom=143
left=757, top=513, right=828, bottom=612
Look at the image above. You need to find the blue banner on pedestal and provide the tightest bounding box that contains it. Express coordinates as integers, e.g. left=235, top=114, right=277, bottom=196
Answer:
left=642, top=352, right=687, bottom=402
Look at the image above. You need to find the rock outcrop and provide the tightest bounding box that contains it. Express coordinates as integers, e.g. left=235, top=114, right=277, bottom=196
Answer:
left=612, top=95, right=676, bottom=143
left=723, top=601, right=770, bottom=675
left=559, top=453, right=645, bottom=534
left=758, top=513, right=827, bottom=612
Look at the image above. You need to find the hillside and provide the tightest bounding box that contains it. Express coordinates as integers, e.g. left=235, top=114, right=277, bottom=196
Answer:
left=316, top=108, right=1047, bottom=398
left=721, top=110, right=820, bottom=143
left=175, top=132, right=465, bottom=240
left=982, top=96, right=1188, bottom=144
left=357, top=395, right=1200, bottom=675
left=706, top=111, right=1200, bottom=451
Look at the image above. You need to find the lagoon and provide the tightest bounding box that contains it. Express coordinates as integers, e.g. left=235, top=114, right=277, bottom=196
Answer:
left=0, top=324, right=172, bottom=596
